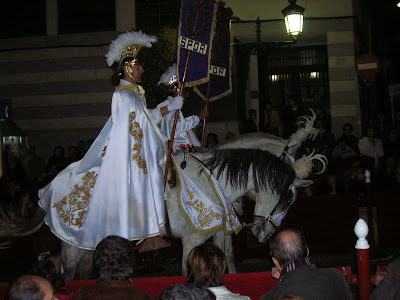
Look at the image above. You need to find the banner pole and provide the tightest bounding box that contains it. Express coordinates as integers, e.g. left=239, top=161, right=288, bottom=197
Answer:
left=163, top=9, right=201, bottom=188
left=200, top=75, right=212, bottom=149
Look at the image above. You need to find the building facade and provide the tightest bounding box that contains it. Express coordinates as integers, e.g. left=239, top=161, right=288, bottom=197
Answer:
left=0, top=0, right=388, bottom=159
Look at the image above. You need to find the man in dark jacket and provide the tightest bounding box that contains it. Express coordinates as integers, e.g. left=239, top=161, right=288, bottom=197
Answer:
left=72, top=236, right=152, bottom=300
left=260, top=229, right=353, bottom=300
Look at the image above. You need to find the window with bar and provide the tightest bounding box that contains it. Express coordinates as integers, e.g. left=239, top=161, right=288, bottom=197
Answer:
left=261, top=45, right=329, bottom=112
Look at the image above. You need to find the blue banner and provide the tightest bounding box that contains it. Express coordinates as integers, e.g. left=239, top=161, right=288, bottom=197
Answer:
left=194, top=2, right=233, bottom=102
left=176, top=0, right=218, bottom=86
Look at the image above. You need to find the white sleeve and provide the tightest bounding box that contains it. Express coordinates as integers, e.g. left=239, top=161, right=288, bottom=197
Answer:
left=174, top=114, right=200, bottom=134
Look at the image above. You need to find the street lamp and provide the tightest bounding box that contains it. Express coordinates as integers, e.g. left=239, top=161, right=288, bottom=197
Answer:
left=281, top=0, right=305, bottom=39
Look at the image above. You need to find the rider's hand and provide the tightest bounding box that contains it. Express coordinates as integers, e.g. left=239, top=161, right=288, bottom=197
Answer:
left=198, top=107, right=209, bottom=120
left=167, top=96, right=183, bottom=111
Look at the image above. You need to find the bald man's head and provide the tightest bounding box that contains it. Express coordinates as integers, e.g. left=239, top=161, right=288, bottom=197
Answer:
left=269, top=229, right=308, bottom=267
left=7, top=275, right=57, bottom=300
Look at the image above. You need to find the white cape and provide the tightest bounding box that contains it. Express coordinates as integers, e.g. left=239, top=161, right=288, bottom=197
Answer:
left=39, top=81, right=167, bottom=250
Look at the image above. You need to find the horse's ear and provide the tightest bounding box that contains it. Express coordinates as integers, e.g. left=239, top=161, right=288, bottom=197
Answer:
left=293, top=178, right=313, bottom=187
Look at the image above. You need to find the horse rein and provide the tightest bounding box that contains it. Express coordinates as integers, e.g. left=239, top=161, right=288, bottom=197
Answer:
left=244, top=206, right=280, bottom=230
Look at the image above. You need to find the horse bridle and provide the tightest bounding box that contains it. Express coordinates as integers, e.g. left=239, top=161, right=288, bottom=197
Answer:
left=244, top=202, right=280, bottom=230
left=244, top=184, right=297, bottom=232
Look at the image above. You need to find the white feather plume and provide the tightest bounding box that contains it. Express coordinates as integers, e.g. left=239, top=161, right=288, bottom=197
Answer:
left=105, top=31, right=157, bottom=67
left=293, top=150, right=328, bottom=179
left=287, top=109, right=319, bottom=148
left=158, top=64, right=177, bottom=86
left=293, top=154, right=314, bottom=179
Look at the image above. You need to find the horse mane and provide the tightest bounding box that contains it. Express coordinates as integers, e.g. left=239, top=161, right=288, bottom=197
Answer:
left=203, top=148, right=296, bottom=204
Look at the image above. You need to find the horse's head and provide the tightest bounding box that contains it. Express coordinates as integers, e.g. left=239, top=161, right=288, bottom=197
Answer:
left=249, top=183, right=297, bottom=243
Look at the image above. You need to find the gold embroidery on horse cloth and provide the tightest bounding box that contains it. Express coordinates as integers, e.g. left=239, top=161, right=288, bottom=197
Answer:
left=186, top=190, right=223, bottom=228
left=52, top=171, right=98, bottom=228
left=129, top=111, right=147, bottom=174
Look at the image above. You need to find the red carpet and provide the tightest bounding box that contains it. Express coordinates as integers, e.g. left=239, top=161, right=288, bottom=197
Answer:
left=0, top=272, right=277, bottom=300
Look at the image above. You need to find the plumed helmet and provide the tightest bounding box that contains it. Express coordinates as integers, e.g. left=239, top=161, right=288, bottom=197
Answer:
left=105, top=31, right=157, bottom=67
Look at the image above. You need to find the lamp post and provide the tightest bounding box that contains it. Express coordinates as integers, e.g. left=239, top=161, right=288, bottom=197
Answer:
left=256, top=0, right=305, bottom=130
left=281, top=0, right=305, bottom=39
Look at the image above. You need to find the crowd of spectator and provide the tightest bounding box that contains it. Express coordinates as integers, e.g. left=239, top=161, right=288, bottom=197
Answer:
left=5, top=230, right=399, bottom=299
left=235, top=97, right=400, bottom=197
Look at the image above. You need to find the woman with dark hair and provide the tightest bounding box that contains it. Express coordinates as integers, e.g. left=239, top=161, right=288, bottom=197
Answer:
left=47, top=146, right=67, bottom=175
left=186, top=243, right=250, bottom=299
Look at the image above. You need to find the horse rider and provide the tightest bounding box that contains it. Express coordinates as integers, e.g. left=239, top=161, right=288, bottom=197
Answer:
left=39, top=31, right=184, bottom=253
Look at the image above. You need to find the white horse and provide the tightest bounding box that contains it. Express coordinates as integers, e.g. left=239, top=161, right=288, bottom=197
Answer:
left=218, top=109, right=319, bottom=166
left=59, top=146, right=323, bottom=278
left=2, top=112, right=325, bottom=278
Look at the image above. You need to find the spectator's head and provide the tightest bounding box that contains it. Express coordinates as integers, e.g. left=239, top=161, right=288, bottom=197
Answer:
left=31, top=250, right=64, bottom=288
left=367, top=127, right=376, bottom=138
left=269, top=229, right=308, bottom=271
left=313, top=103, right=323, bottom=115
left=249, top=109, right=257, bottom=120
left=266, top=103, right=272, bottom=111
left=186, top=243, right=226, bottom=288
left=288, top=95, right=297, bottom=107
left=157, top=284, right=216, bottom=300
left=77, top=141, right=86, bottom=153
left=94, top=235, right=135, bottom=280
left=52, top=146, right=64, bottom=158
left=67, top=146, right=78, bottom=159
left=7, top=275, right=58, bottom=300
left=342, top=123, right=353, bottom=136
left=225, top=132, right=235, bottom=141
left=206, top=133, right=219, bottom=148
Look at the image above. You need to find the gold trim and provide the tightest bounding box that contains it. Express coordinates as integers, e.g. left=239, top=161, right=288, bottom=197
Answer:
left=52, top=171, right=98, bottom=228
left=120, top=44, right=143, bottom=61
left=115, top=84, right=145, bottom=99
left=193, top=19, right=233, bottom=102
left=174, top=158, right=225, bottom=235
left=175, top=156, right=242, bottom=235
left=39, top=202, right=166, bottom=250
left=101, top=146, right=107, bottom=157
left=186, top=190, right=223, bottom=228
left=129, top=111, right=147, bottom=174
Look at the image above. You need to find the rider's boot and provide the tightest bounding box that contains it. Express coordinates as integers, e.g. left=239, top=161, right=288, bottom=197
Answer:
left=136, top=235, right=171, bottom=253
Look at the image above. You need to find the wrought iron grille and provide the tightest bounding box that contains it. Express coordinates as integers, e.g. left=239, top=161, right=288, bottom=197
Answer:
left=260, top=45, right=329, bottom=112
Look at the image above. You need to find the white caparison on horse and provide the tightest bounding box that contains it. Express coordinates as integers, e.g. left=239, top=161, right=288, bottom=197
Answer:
left=60, top=143, right=325, bottom=278
left=1, top=111, right=327, bottom=278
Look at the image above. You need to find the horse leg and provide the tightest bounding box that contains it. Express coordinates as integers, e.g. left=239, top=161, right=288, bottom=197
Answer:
left=181, top=234, right=212, bottom=275
left=61, top=241, right=87, bottom=280
left=214, top=231, right=236, bottom=273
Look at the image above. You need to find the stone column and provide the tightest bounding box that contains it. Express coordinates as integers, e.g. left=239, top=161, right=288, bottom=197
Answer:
left=327, top=30, right=361, bottom=138
left=46, top=0, right=58, bottom=36
left=116, top=0, right=136, bottom=32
